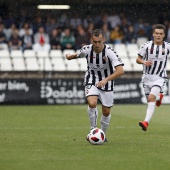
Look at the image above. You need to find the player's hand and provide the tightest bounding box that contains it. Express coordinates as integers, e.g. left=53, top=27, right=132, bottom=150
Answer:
left=143, top=60, right=152, bottom=66
left=66, top=53, right=78, bottom=60
left=65, top=53, right=71, bottom=60
left=96, top=79, right=108, bottom=88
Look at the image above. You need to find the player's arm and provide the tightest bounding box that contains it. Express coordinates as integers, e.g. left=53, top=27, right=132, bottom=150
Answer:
left=65, top=53, right=78, bottom=60
left=96, top=65, right=124, bottom=88
left=66, top=51, right=87, bottom=60
left=136, top=55, right=152, bottom=66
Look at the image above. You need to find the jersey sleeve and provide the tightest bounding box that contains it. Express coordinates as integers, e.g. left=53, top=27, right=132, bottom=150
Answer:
left=138, top=43, right=147, bottom=58
left=108, top=48, right=124, bottom=67
left=77, top=45, right=90, bottom=58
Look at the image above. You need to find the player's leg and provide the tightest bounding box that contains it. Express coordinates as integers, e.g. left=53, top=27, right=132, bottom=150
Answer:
left=100, top=105, right=111, bottom=134
left=155, top=79, right=167, bottom=107
left=139, top=86, right=160, bottom=131
left=85, top=85, right=99, bottom=129
left=86, top=96, right=98, bottom=129
left=98, top=91, right=113, bottom=136
left=145, top=86, right=160, bottom=122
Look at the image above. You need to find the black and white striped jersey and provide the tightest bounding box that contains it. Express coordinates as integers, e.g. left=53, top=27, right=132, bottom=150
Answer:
left=138, top=40, right=170, bottom=78
left=78, top=44, right=124, bottom=91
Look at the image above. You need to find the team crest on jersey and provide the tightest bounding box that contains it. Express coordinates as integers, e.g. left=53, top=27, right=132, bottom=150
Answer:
left=103, top=56, right=108, bottom=60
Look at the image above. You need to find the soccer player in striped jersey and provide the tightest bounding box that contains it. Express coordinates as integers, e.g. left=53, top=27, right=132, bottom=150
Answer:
left=136, top=24, right=170, bottom=131
left=66, top=29, right=124, bottom=141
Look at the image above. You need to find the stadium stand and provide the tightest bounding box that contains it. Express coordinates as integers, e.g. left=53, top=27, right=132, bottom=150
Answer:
left=62, top=49, right=76, bottom=59
left=0, top=58, right=12, bottom=71
left=0, top=50, right=10, bottom=58
left=136, top=37, right=148, bottom=48
left=65, top=58, right=80, bottom=71
left=25, top=57, right=39, bottom=71
left=77, top=58, right=87, bottom=71
left=51, top=58, right=66, bottom=71
left=0, top=3, right=169, bottom=78
left=50, top=50, right=63, bottom=59
left=23, top=50, right=36, bottom=58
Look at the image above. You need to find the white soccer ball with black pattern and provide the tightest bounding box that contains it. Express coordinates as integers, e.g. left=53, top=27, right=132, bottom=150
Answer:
left=87, top=128, right=105, bottom=145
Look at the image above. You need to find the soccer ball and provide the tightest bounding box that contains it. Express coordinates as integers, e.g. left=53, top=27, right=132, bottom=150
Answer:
left=87, top=128, right=105, bottom=145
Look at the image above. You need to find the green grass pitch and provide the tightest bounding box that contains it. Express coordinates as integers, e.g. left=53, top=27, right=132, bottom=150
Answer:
left=0, top=104, right=170, bottom=170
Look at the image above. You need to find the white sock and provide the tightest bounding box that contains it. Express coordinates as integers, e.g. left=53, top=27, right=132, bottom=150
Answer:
left=87, top=106, right=98, bottom=129
left=156, top=95, right=160, bottom=101
left=144, top=102, right=155, bottom=123
left=100, top=114, right=111, bottom=134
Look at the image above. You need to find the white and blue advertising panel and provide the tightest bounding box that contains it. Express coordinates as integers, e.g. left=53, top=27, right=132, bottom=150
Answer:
left=0, top=78, right=170, bottom=104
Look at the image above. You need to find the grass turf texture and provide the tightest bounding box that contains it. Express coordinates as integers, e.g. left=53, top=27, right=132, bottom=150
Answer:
left=0, top=104, right=170, bottom=170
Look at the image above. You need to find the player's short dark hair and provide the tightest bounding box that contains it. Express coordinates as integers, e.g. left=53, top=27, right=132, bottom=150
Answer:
left=91, top=29, right=105, bottom=37
left=153, top=24, right=166, bottom=32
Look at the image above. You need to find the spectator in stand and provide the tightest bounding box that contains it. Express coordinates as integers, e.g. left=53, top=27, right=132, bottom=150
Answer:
left=18, top=9, right=31, bottom=29
left=57, top=12, right=69, bottom=29
left=95, top=13, right=111, bottom=29
left=124, top=25, right=137, bottom=44
left=3, top=12, right=16, bottom=29
left=8, top=28, right=22, bottom=51
left=166, top=21, right=170, bottom=42
left=33, top=26, right=50, bottom=52
left=5, top=23, right=17, bottom=41
left=86, top=22, right=95, bottom=39
left=0, top=16, right=3, bottom=24
left=46, top=16, right=58, bottom=35
left=134, top=18, right=147, bottom=38
left=83, top=14, right=93, bottom=29
left=0, top=23, right=9, bottom=44
left=102, top=23, right=111, bottom=44
left=60, top=28, right=75, bottom=50
left=22, top=27, right=34, bottom=51
left=108, top=11, right=121, bottom=29
left=70, top=14, right=82, bottom=31
left=144, top=22, right=153, bottom=40
left=75, top=26, right=89, bottom=50
left=19, top=22, right=33, bottom=37
left=32, top=16, right=46, bottom=34
left=49, top=28, right=61, bottom=50
left=121, top=17, right=131, bottom=36
left=110, top=25, right=124, bottom=44
left=0, top=24, right=7, bottom=49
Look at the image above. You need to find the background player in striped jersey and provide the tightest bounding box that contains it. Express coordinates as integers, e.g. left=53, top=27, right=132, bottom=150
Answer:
left=66, top=29, right=124, bottom=141
left=136, top=24, right=170, bottom=131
